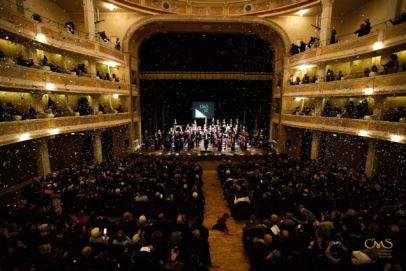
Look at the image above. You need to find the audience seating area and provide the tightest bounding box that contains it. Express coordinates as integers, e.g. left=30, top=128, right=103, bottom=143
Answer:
left=217, top=155, right=405, bottom=271
left=0, top=154, right=210, bottom=271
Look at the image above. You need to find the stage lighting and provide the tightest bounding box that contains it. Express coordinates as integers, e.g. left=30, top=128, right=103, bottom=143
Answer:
left=98, top=31, right=110, bottom=43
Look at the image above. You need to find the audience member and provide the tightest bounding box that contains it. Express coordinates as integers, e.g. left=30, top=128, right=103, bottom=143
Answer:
left=326, top=69, right=335, bottom=81
left=390, top=12, right=406, bottom=25
left=217, top=155, right=406, bottom=271
left=354, top=19, right=372, bottom=37
left=337, top=70, right=344, bottom=80
left=384, top=54, right=400, bottom=73
left=0, top=155, right=210, bottom=271
left=65, top=21, right=75, bottom=34
left=302, top=74, right=310, bottom=84
left=330, top=28, right=338, bottom=44
left=290, top=43, right=300, bottom=55
left=115, top=38, right=121, bottom=50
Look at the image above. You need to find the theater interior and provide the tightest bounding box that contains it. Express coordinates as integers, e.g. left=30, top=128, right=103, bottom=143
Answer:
left=0, top=0, right=406, bottom=270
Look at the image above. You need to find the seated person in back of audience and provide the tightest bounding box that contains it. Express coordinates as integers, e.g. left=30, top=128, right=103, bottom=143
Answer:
left=6, top=102, right=22, bottom=117
left=369, top=65, right=379, bottom=76
left=310, top=75, right=318, bottom=83
left=23, top=106, right=37, bottom=120
left=104, top=73, right=111, bottom=81
left=46, top=98, right=58, bottom=115
left=330, top=28, right=338, bottom=44
left=364, top=68, right=370, bottom=77
left=394, top=106, right=406, bottom=122
left=290, top=43, right=299, bottom=55
left=308, top=36, right=319, bottom=48
left=383, top=54, right=400, bottom=73
left=322, top=101, right=333, bottom=117
left=302, top=74, right=310, bottom=84
left=77, top=98, right=92, bottom=115
left=343, top=101, right=356, bottom=118
left=337, top=71, right=344, bottom=80
left=112, top=73, right=119, bottom=82
left=42, top=55, right=49, bottom=66
left=355, top=19, right=371, bottom=37
left=115, top=38, right=121, bottom=50
left=64, top=21, right=75, bottom=34
left=98, top=104, right=107, bottom=114
left=355, top=99, right=368, bottom=119
left=293, top=106, right=301, bottom=115
left=300, top=41, right=306, bottom=52
left=326, top=69, right=335, bottom=81
left=0, top=102, right=12, bottom=121
left=302, top=106, right=313, bottom=116
left=295, top=77, right=300, bottom=85
left=390, top=11, right=406, bottom=25
left=117, top=105, right=124, bottom=113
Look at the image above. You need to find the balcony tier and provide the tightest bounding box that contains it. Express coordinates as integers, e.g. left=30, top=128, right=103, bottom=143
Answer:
left=0, top=62, right=129, bottom=94
left=288, top=23, right=406, bottom=67
left=283, top=72, right=406, bottom=97
left=0, top=113, right=134, bottom=146
left=280, top=114, right=406, bottom=143
left=0, top=8, right=125, bottom=64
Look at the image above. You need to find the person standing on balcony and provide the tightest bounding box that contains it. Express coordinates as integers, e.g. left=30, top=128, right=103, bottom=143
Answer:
left=330, top=28, right=338, bottom=44
left=115, top=38, right=121, bottom=50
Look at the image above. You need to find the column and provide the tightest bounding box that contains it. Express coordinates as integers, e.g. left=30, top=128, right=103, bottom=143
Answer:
left=28, top=48, right=38, bottom=65
left=365, top=140, right=378, bottom=178
left=112, top=126, right=129, bottom=160
left=277, top=125, right=287, bottom=153
left=89, top=60, right=97, bottom=77
left=93, top=130, right=103, bottom=163
left=36, top=139, right=51, bottom=176
left=314, top=98, right=323, bottom=116
left=128, top=123, right=136, bottom=151
left=83, top=0, right=96, bottom=40
left=135, top=121, right=142, bottom=149
left=92, top=94, right=101, bottom=115
left=319, top=0, right=334, bottom=46
left=31, top=93, right=45, bottom=113
left=387, top=0, right=402, bottom=21
left=372, top=96, right=385, bottom=120
left=317, top=63, right=326, bottom=81
left=310, top=131, right=321, bottom=160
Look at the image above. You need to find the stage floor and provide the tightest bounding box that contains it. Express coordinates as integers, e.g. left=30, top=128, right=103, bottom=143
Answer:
left=143, top=144, right=265, bottom=156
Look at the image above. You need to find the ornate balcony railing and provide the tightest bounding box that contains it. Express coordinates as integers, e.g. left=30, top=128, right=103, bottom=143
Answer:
left=0, top=62, right=129, bottom=94
left=112, top=0, right=318, bottom=17
left=0, top=6, right=125, bottom=63
left=281, top=114, right=406, bottom=143
left=0, top=113, right=131, bottom=146
left=283, top=72, right=406, bottom=97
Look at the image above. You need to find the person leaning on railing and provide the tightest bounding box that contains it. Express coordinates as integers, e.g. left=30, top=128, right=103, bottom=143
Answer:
left=354, top=19, right=371, bottom=37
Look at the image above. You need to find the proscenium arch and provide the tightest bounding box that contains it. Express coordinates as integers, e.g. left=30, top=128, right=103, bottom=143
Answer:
left=123, top=15, right=291, bottom=58
left=123, top=15, right=291, bottom=141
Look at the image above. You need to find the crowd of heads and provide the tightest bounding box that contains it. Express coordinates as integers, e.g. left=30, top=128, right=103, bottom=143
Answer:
left=321, top=99, right=369, bottom=119
left=217, top=154, right=405, bottom=271
left=290, top=37, right=319, bottom=56
left=0, top=154, right=210, bottom=271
